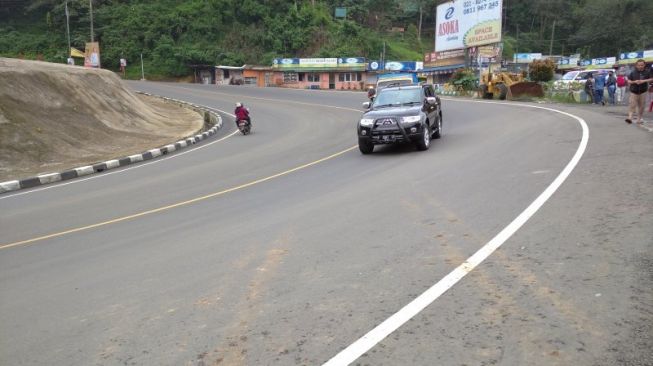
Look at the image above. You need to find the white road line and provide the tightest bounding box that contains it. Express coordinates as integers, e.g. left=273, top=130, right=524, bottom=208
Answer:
left=322, top=101, right=589, bottom=366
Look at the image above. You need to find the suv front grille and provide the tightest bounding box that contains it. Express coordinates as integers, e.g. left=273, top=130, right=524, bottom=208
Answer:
left=374, top=118, right=397, bottom=127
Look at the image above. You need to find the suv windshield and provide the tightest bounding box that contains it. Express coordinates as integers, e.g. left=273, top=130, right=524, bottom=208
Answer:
left=373, top=88, right=421, bottom=107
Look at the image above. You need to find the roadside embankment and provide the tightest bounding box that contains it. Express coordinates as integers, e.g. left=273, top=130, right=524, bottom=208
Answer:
left=0, top=57, right=205, bottom=182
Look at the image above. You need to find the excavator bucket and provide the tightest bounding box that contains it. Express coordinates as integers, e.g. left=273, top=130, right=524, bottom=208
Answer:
left=507, top=81, right=544, bottom=100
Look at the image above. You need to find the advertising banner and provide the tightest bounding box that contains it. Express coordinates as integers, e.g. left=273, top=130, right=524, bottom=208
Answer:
left=620, top=51, right=643, bottom=61
left=591, top=57, right=616, bottom=66
left=557, top=57, right=580, bottom=70
left=84, top=42, right=100, bottom=68
left=618, top=50, right=653, bottom=64
left=338, top=57, right=366, bottom=70
left=273, top=58, right=338, bottom=69
left=273, top=57, right=365, bottom=70
left=368, top=61, right=423, bottom=72
left=435, top=0, right=502, bottom=52
left=425, top=49, right=465, bottom=62
left=513, top=53, right=542, bottom=63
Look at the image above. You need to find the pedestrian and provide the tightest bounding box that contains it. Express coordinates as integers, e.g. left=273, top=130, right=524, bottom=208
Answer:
left=605, top=71, right=617, bottom=105
left=584, top=74, right=594, bottom=104
left=594, top=71, right=606, bottom=105
left=625, top=59, right=653, bottom=124
left=616, top=72, right=627, bottom=104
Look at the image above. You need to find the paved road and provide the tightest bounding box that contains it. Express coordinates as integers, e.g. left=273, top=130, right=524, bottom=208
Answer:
left=1, top=83, right=651, bottom=366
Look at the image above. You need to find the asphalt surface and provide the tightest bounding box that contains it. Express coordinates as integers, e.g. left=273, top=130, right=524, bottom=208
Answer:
left=1, top=82, right=651, bottom=366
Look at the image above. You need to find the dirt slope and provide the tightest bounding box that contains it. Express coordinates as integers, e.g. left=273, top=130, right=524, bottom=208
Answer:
left=0, top=57, right=203, bottom=181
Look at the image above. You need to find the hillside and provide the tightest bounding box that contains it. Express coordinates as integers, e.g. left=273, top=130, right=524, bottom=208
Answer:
left=0, top=57, right=203, bottom=181
left=1, top=0, right=652, bottom=79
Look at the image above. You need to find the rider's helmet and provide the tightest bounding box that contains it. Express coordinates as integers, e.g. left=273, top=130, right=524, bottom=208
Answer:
left=235, top=102, right=242, bottom=107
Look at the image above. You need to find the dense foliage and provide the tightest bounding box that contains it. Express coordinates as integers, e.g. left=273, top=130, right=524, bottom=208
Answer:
left=1, top=0, right=652, bottom=78
left=528, top=59, right=555, bottom=82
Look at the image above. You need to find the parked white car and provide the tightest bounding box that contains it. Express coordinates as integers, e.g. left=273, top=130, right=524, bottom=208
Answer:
left=555, top=68, right=614, bottom=89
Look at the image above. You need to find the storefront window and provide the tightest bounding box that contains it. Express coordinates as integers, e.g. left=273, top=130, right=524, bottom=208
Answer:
left=284, top=72, right=298, bottom=83
left=308, top=73, right=320, bottom=82
left=338, top=73, right=361, bottom=82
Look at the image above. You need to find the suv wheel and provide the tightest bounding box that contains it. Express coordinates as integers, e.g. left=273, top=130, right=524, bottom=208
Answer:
left=416, top=124, right=430, bottom=151
left=358, top=138, right=374, bottom=154
left=432, top=115, right=442, bottom=139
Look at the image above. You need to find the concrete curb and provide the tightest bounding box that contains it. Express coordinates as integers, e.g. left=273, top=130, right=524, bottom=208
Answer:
left=0, top=93, right=223, bottom=194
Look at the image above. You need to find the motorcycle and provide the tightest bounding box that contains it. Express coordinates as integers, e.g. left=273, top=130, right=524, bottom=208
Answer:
left=237, top=119, right=251, bottom=135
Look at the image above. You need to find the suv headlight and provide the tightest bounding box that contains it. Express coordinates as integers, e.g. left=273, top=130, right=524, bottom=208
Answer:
left=400, top=115, right=421, bottom=123
left=360, top=118, right=374, bottom=126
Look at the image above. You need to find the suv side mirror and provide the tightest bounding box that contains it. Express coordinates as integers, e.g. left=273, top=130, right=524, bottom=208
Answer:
left=426, top=97, right=436, bottom=105
left=363, top=101, right=371, bottom=109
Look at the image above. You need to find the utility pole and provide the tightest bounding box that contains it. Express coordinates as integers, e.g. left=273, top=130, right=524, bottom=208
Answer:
left=417, top=4, right=423, bottom=43
left=140, top=53, right=145, bottom=80
left=65, top=1, right=71, bottom=57
left=89, top=0, right=94, bottom=42
left=381, top=41, right=385, bottom=73
left=548, top=19, right=556, bottom=56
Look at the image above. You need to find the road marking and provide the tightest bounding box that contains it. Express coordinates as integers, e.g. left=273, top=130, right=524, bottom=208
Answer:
left=0, top=146, right=357, bottom=250
left=322, top=100, right=589, bottom=366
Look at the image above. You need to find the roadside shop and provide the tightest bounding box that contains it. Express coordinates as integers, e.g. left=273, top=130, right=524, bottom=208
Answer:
left=420, top=49, right=465, bottom=84
left=270, top=57, right=367, bottom=90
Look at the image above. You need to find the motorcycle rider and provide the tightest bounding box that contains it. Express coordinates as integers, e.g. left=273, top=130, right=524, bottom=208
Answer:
left=367, top=85, right=376, bottom=102
left=234, top=102, right=251, bottom=127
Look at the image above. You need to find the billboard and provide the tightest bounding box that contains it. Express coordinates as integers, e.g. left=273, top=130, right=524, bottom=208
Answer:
left=435, top=0, right=503, bottom=52
left=84, top=42, right=101, bottom=68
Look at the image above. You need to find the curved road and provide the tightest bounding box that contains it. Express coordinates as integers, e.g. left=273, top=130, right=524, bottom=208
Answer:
left=1, top=83, right=651, bottom=366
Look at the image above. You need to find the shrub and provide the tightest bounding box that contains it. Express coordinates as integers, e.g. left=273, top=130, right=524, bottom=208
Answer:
left=529, top=59, right=556, bottom=82
left=450, top=68, right=478, bottom=91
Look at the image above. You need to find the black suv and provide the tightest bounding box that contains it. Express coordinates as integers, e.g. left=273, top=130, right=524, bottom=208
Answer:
left=357, top=84, right=442, bottom=154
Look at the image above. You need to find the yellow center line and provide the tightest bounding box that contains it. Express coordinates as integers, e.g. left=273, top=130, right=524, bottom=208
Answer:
left=0, top=146, right=357, bottom=250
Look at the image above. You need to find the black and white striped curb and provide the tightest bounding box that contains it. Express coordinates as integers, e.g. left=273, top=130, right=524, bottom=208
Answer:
left=0, top=93, right=223, bottom=194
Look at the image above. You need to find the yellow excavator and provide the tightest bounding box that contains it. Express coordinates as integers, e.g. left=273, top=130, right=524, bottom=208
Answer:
left=479, top=71, right=544, bottom=100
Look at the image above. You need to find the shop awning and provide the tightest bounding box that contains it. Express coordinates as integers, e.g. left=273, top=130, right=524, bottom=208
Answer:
left=420, top=64, right=466, bottom=74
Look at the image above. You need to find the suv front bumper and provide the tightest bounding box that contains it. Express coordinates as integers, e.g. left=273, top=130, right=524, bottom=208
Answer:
left=358, top=123, right=425, bottom=144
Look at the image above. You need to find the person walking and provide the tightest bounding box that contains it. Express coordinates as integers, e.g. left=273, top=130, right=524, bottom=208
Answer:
left=616, top=72, right=627, bottom=104
left=594, top=72, right=606, bottom=105
left=606, top=71, right=617, bottom=105
left=584, top=74, right=595, bottom=104
left=625, top=59, right=653, bottom=124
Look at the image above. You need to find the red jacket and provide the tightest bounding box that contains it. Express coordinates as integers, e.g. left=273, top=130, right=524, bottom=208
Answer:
left=235, top=106, right=249, bottom=120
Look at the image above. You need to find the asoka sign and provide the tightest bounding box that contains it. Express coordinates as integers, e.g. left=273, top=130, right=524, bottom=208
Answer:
left=435, top=0, right=503, bottom=52
left=438, top=20, right=459, bottom=36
